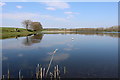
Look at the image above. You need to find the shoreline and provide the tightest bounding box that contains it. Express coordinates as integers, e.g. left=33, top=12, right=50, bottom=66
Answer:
left=1, top=27, right=120, bottom=39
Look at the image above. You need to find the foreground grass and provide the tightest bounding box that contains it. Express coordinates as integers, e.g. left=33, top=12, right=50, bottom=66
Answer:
left=0, top=27, right=37, bottom=39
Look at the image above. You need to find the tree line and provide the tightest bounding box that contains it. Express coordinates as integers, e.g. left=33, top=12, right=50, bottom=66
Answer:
left=22, top=20, right=119, bottom=32
left=43, top=26, right=120, bottom=32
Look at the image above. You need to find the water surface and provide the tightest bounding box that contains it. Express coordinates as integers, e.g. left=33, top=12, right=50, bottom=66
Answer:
left=2, top=33, right=118, bottom=78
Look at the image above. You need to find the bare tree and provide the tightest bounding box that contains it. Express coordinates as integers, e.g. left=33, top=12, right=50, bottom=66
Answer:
left=22, top=20, right=32, bottom=30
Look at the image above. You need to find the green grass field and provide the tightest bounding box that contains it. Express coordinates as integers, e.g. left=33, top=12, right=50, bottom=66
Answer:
left=0, top=27, right=36, bottom=39
left=1, top=26, right=119, bottom=39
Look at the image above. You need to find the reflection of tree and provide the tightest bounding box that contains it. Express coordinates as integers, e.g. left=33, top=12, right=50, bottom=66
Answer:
left=23, top=34, right=43, bottom=46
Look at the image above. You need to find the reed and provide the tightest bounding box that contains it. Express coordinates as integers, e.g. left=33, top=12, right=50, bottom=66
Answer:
left=46, top=49, right=58, bottom=76
left=43, top=68, right=45, bottom=77
left=56, top=65, right=59, bottom=78
left=19, top=70, right=22, bottom=80
left=7, top=69, right=10, bottom=79
left=40, top=68, right=43, bottom=79
left=64, top=66, right=66, bottom=74
left=54, top=66, right=56, bottom=78
left=2, top=65, right=66, bottom=79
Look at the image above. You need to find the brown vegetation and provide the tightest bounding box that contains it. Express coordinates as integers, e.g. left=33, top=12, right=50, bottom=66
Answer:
left=43, top=26, right=120, bottom=32
left=30, top=22, right=43, bottom=31
left=22, top=20, right=43, bottom=31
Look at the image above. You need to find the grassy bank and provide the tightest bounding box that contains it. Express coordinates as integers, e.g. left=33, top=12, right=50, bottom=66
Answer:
left=0, top=27, right=37, bottom=39
left=1, top=26, right=119, bottom=39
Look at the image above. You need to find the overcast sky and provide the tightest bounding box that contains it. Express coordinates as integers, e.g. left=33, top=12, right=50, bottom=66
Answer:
left=1, top=2, right=118, bottom=28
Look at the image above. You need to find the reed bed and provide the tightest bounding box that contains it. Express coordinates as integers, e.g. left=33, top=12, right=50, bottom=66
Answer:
left=2, top=49, right=67, bottom=79
left=2, top=65, right=66, bottom=79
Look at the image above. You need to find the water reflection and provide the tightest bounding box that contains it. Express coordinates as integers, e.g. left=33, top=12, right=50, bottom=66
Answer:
left=2, top=32, right=118, bottom=78
left=22, top=34, right=43, bottom=46
left=44, top=53, right=69, bottom=62
left=43, top=32, right=120, bottom=38
left=1, top=32, right=120, bottom=40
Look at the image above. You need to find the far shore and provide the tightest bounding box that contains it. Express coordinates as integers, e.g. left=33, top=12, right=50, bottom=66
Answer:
left=41, top=30, right=74, bottom=33
left=1, top=27, right=120, bottom=39
left=41, top=30, right=120, bottom=33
